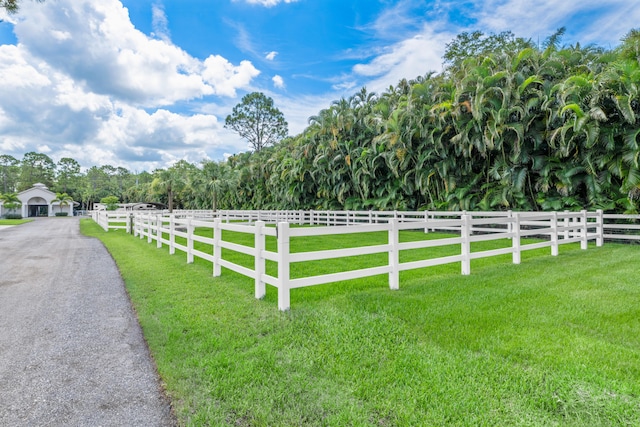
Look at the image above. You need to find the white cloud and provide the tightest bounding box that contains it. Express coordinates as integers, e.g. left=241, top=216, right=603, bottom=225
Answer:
left=470, top=0, right=640, bottom=47
left=13, top=0, right=258, bottom=107
left=238, top=0, right=299, bottom=7
left=0, top=42, right=240, bottom=171
left=202, top=56, right=260, bottom=97
left=352, top=27, right=452, bottom=94
left=151, top=2, right=171, bottom=42
left=265, top=51, right=278, bottom=61
left=273, top=92, right=338, bottom=135
left=272, top=75, right=285, bottom=89
left=331, top=80, right=358, bottom=92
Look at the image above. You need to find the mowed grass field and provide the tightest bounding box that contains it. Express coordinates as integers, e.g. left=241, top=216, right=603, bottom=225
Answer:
left=81, top=219, right=640, bottom=426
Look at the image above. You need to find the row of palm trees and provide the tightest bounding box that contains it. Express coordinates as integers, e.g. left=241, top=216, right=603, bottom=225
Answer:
left=109, top=30, right=640, bottom=214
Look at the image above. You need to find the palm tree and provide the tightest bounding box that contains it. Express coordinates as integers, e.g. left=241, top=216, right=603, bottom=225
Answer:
left=0, top=192, right=21, bottom=217
left=150, top=161, right=194, bottom=212
left=51, top=192, right=73, bottom=215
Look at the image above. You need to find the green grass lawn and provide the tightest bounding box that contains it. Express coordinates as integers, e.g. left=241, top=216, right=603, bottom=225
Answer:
left=0, top=219, right=32, bottom=225
left=81, top=219, right=640, bottom=426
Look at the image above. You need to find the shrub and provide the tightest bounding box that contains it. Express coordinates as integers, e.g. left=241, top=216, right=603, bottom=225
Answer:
left=4, top=213, right=22, bottom=219
left=55, top=212, right=69, bottom=217
left=100, top=195, right=120, bottom=211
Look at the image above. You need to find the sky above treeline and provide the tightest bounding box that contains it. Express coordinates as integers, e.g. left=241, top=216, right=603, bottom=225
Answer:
left=0, top=0, right=638, bottom=172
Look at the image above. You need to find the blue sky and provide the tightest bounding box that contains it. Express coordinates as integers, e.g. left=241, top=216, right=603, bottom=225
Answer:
left=0, top=0, right=639, bottom=172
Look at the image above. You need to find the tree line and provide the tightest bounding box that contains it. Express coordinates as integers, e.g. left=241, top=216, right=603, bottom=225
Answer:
left=2, top=28, right=640, bottom=213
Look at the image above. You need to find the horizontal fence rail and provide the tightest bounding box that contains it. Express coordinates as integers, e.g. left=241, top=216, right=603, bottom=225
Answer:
left=91, top=209, right=640, bottom=310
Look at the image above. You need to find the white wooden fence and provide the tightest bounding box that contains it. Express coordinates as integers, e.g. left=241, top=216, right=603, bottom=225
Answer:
left=89, top=209, right=640, bottom=310
left=90, top=209, right=622, bottom=310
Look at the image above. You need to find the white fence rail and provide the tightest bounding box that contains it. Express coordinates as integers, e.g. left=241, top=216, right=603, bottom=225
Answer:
left=92, top=209, right=640, bottom=240
left=88, top=209, right=630, bottom=310
left=91, top=211, right=129, bottom=232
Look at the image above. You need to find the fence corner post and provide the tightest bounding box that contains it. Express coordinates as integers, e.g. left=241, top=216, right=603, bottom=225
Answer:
left=511, top=212, right=521, bottom=265
left=461, top=214, right=471, bottom=275
left=255, top=221, right=266, bottom=299
left=213, top=218, right=221, bottom=277
left=388, top=218, right=400, bottom=290
left=596, top=209, right=604, bottom=247
left=277, top=222, right=291, bottom=311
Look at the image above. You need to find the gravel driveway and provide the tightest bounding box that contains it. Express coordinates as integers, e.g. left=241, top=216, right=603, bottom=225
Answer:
left=0, top=218, right=176, bottom=426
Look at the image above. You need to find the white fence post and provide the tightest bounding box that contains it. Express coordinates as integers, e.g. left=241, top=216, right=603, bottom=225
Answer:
left=277, top=222, right=291, bottom=311
left=132, top=214, right=138, bottom=237
left=169, top=214, right=175, bottom=255
left=255, top=221, right=266, bottom=299
left=512, top=212, right=521, bottom=264
left=563, top=210, right=570, bottom=240
left=213, top=218, right=221, bottom=277
left=139, top=214, right=145, bottom=239
left=461, top=214, right=471, bottom=275
left=596, top=209, right=604, bottom=247
left=423, top=211, right=429, bottom=234
left=580, top=209, right=588, bottom=250
left=147, top=213, right=153, bottom=243
left=187, top=218, right=194, bottom=263
left=551, top=211, right=559, bottom=256
left=156, top=214, right=163, bottom=248
left=388, top=218, right=399, bottom=290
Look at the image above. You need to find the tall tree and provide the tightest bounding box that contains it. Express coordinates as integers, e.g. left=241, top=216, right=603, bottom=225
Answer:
left=443, top=30, right=534, bottom=69
left=0, top=154, right=20, bottom=193
left=55, top=157, right=81, bottom=194
left=225, top=92, right=288, bottom=151
left=18, top=152, right=55, bottom=190
left=150, top=160, right=194, bottom=212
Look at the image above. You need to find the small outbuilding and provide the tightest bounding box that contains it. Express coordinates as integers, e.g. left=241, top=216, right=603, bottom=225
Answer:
left=0, top=183, right=76, bottom=218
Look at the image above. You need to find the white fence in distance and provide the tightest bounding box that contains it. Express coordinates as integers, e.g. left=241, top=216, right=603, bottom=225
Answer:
left=93, top=208, right=640, bottom=241
left=88, top=209, right=620, bottom=310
